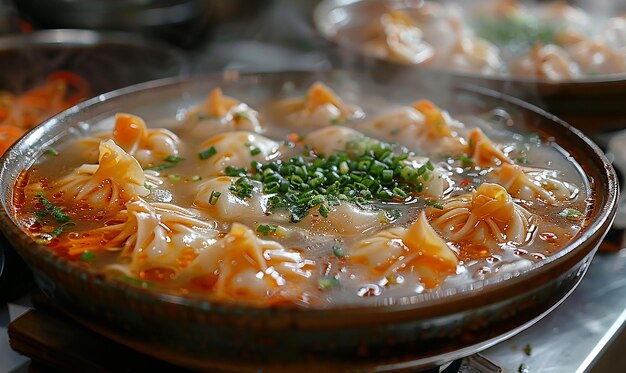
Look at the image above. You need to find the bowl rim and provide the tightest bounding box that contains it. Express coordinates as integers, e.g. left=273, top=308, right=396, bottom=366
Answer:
left=0, top=70, right=618, bottom=320
left=313, top=0, right=626, bottom=86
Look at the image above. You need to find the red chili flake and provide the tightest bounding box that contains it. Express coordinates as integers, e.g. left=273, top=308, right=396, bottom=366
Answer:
left=540, top=232, right=558, bottom=243
left=460, top=179, right=473, bottom=187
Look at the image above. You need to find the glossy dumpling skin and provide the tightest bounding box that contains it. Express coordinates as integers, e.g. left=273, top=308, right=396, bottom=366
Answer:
left=300, top=202, right=383, bottom=236
left=54, top=140, right=150, bottom=208
left=467, top=128, right=513, bottom=167
left=194, top=176, right=286, bottom=223
left=444, top=34, right=503, bottom=75
left=112, top=113, right=180, bottom=166
left=81, top=113, right=180, bottom=166
left=95, top=198, right=218, bottom=274
left=489, top=164, right=577, bottom=204
left=567, top=40, right=626, bottom=75
left=360, top=100, right=465, bottom=154
left=510, top=43, right=581, bottom=80
left=363, top=9, right=435, bottom=65
left=185, top=88, right=262, bottom=137
left=194, top=176, right=382, bottom=235
left=303, top=126, right=366, bottom=156
left=180, top=223, right=315, bottom=305
left=428, top=183, right=533, bottom=247
left=197, top=131, right=281, bottom=176
left=271, top=82, right=361, bottom=129
left=349, top=212, right=458, bottom=289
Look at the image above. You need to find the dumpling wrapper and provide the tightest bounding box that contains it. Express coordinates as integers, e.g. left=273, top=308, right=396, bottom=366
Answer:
left=185, top=87, right=263, bottom=137
left=428, top=183, right=533, bottom=247
left=54, top=139, right=150, bottom=207
left=181, top=223, right=315, bottom=305
left=349, top=212, right=458, bottom=289
left=197, top=131, right=280, bottom=176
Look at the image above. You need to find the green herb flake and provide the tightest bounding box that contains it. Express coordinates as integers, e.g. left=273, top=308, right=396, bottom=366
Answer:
left=332, top=245, right=344, bottom=258
left=164, top=155, right=184, bottom=163
left=250, top=147, right=262, bottom=156
left=559, top=208, right=584, bottom=222
left=229, top=177, right=255, bottom=198
left=168, top=174, right=182, bottom=182
left=459, top=155, right=473, bottom=167
left=523, top=343, right=532, bottom=356
left=44, top=148, right=59, bottom=156
left=119, top=275, right=155, bottom=288
left=208, top=191, right=221, bottom=205
left=318, top=204, right=329, bottom=218
left=318, top=276, right=341, bottom=291
left=80, top=251, right=96, bottom=262
left=425, top=200, right=444, bottom=210
left=52, top=222, right=76, bottom=237
left=256, top=224, right=278, bottom=236
left=198, top=146, right=217, bottom=160
left=38, top=196, right=70, bottom=223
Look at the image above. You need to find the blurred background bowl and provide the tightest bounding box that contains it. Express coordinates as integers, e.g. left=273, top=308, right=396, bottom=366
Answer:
left=313, top=0, right=626, bottom=135
left=0, top=28, right=187, bottom=302
left=0, top=29, right=187, bottom=95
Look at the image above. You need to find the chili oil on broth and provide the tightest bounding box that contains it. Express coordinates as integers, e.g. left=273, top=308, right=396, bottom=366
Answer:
left=12, top=83, right=590, bottom=308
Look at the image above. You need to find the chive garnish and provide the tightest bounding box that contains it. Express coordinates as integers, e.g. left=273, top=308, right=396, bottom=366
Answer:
left=229, top=177, right=254, bottom=198
left=250, top=147, right=261, bottom=156
left=559, top=208, right=584, bottom=222
left=208, top=191, right=221, bottom=205
left=198, top=146, right=217, bottom=160
left=318, top=276, right=341, bottom=291
left=332, top=245, right=344, bottom=258
left=79, top=251, right=96, bottom=262
left=227, top=138, right=435, bottom=223
left=44, top=148, right=59, bottom=156
left=256, top=224, right=278, bottom=236
left=38, top=196, right=70, bottom=223
left=164, top=155, right=184, bottom=163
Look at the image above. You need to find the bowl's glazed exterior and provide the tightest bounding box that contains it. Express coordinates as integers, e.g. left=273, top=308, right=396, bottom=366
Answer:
left=0, top=71, right=618, bottom=371
left=314, top=0, right=626, bottom=134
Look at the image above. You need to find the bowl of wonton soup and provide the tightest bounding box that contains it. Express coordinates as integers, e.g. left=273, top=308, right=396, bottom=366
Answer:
left=0, top=70, right=617, bottom=371
left=314, top=0, right=626, bottom=133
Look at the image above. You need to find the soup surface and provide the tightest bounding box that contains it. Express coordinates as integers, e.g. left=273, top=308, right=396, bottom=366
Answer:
left=336, top=0, right=626, bottom=80
left=12, top=81, right=590, bottom=307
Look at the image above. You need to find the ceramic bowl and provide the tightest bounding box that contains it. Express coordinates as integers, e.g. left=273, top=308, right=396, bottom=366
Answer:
left=313, top=0, right=626, bottom=133
left=0, top=70, right=618, bottom=371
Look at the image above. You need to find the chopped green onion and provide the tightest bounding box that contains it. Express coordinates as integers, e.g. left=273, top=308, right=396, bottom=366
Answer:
left=559, top=208, right=584, bottom=222
left=523, top=344, right=532, bottom=356
left=425, top=200, right=444, bottom=210
left=332, top=245, right=344, bottom=258
left=208, top=191, right=221, bottom=205
left=168, top=174, right=182, bottom=181
left=191, top=175, right=202, bottom=182
left=198, top=146, right=217, bottom=160
left=164, top=155, right=184, bottom=163
left=197, top=113, right=220, bottom=121
left=318, top=276, right=341, bottom=291
left=250, top=147, right=262, bottom=156
left=256, top=224, right=278, bottom=236
left=80, top=251, right=96, bottom=262
left=318, top=204, right=329, bottom=218
left=38, top=196, right=70, bottom=223
left=229, top=177, right=254, bottom=198
left=44, top=148, right=59, bottom=156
